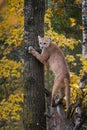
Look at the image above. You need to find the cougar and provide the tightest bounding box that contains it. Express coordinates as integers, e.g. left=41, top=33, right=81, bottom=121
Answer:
left=28, top=36, right=70, bottom=109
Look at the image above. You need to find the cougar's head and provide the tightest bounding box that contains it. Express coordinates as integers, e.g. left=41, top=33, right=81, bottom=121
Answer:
left=38, top=35, right=51, bottom=50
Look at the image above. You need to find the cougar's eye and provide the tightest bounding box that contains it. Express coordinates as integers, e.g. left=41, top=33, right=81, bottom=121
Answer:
left=39, top=42, right=42, bottom=44
left=44, top=43, right=46, bottom=45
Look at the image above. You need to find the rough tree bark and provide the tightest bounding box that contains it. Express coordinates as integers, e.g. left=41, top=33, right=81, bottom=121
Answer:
left=23, top=0, right=46, bottom=130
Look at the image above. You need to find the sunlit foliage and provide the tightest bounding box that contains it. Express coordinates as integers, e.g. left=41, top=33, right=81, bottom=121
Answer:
left=0, top=93, right=23, bottom=121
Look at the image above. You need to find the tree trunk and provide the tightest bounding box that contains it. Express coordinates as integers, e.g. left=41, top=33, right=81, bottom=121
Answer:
left=80, top=0, right=87, bottom=89
left=45, top=89, right=73, bottom=130
left=23, top=0, right=46, bottom=130
left=82, top=0, right=87, bottom=60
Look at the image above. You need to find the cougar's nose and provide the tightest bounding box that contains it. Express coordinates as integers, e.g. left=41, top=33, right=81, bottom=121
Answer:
left=40, top=46, right=43, bottom=49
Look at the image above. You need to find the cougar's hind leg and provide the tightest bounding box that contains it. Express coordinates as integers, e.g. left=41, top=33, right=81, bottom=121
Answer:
left=51, top=76, right=62, bottom=106
left=60, top=87, right=65, bottom=99
left=64, top=78, right=70, bottom=109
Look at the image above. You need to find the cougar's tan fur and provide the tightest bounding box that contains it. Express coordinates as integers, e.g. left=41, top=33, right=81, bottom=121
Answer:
left=29, top=36, right=70, bottom=109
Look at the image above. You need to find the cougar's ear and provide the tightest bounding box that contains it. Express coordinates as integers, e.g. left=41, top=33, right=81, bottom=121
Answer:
left=48, top=36, right=51, bottom=39
left=38, top=35, right=42, bottom=41
left=47, top=36, right=51, bottom=43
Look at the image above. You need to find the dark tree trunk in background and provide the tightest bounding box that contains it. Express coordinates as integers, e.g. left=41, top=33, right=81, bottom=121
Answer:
left=23, top=0, right=46, bottom=130
left=82, top=0, right=87, bottom=60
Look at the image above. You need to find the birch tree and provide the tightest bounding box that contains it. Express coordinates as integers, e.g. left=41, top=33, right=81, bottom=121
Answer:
left=82, top=0, right=87, bottom=60
left=80, top=0, right=87, bottom=89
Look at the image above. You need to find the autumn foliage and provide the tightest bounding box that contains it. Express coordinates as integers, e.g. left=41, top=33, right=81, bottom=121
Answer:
left=0, top=0, right=87, bottom=129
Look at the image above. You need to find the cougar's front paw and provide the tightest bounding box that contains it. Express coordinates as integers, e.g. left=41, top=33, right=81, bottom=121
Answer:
left=28, top=46, right=34, bottom=53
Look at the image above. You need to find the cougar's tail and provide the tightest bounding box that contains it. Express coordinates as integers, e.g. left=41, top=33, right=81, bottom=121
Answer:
left=64, top=78, right=70, bottom=109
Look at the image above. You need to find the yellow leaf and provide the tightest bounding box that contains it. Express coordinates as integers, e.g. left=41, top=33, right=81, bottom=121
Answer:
left=70, top=18, right=76, bottom=27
